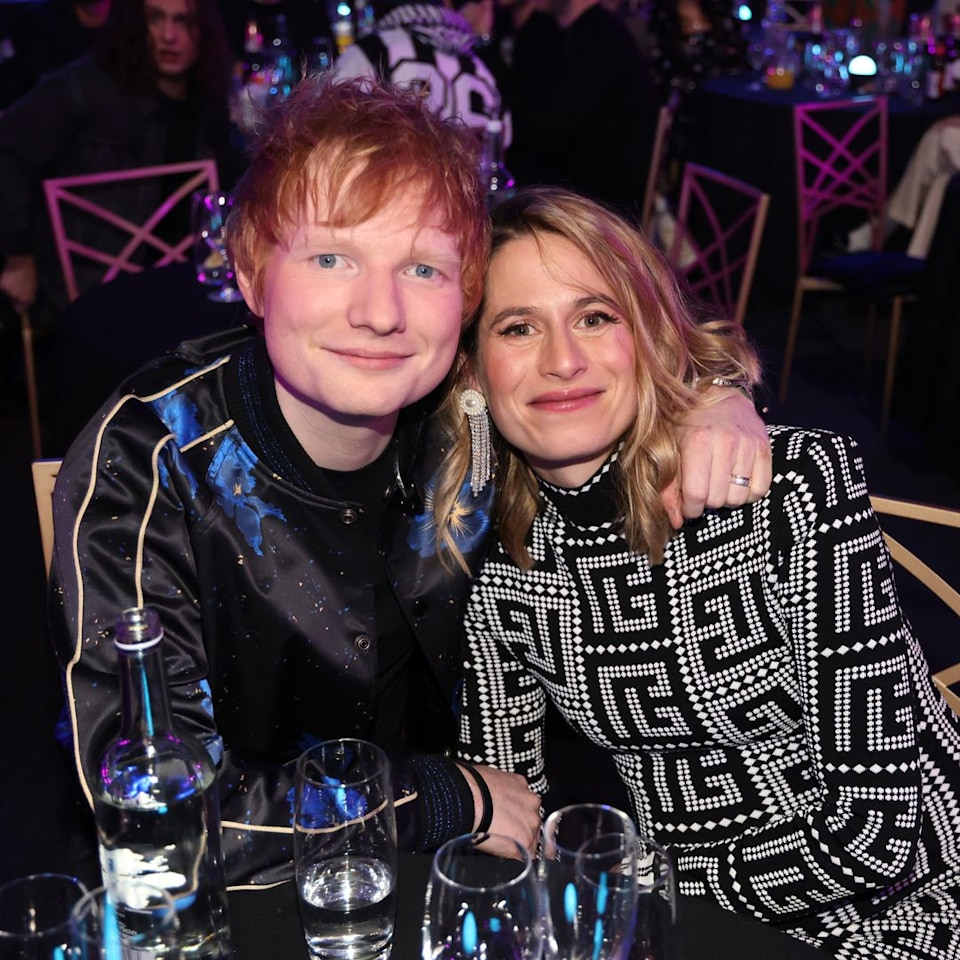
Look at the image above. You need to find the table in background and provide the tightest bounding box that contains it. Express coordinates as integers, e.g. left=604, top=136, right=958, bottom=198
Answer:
left=48, top=261, right=246, bottom=455
left=229, top=853, right=828, bottom=959
left=687, top=76, right=959, bottom=297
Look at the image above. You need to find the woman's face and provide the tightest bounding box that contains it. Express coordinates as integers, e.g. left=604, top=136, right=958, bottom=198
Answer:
left=475, top=233, right=638, bottom=488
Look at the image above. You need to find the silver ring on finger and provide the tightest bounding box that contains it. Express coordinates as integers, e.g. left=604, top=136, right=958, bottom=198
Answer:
left=729, top=474, right=751, bottom=488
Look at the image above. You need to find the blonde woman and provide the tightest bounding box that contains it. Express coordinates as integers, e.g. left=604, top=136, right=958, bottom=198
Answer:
left=438, top=186, right=960, bottom=958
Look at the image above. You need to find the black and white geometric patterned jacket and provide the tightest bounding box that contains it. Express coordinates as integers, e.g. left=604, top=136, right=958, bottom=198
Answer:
left=458, top=425, right=960, bottom=958
left=331, top=3, right=504, bottom=134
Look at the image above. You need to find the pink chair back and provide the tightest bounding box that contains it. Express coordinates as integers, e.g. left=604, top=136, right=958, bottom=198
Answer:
left=667, top=163, right=770, bottom=325
left=793, top=97, right=888, bottom=276
left=42, top=159, right=219, bottom=302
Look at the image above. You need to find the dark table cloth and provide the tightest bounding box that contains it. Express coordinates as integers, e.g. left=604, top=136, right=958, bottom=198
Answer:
left=687, top=76, right=959, bottom=297
left=229, top=853, right=829, bottom=959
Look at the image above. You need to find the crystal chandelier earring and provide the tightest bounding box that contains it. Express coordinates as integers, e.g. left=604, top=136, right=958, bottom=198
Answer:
left=459, top=388, right=493, bottom=496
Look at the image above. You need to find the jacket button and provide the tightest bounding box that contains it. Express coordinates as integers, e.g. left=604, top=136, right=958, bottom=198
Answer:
left=412, top=599, right=428, bottom=618
left=339, top=508, right=359, bottom=525
left=355, top=634, right=371, bottom=652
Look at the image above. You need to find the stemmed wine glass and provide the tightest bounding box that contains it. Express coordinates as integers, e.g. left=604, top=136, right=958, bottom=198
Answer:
left=191, top=191, right=244, bottom=303
left=631, top=837, right=676, bottom=960
left=0, top=873, right=88, bottom=960
left=422, top=833, right=544, bottom=960
left=540, top=804, right=640, bottom=960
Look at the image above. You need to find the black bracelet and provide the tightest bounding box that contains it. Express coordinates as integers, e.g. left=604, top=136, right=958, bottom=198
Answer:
left=459, top=763, right=494, bottom=835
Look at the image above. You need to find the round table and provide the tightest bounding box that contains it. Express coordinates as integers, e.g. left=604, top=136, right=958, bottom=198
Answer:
left=686, top=75, right=960, bottom=296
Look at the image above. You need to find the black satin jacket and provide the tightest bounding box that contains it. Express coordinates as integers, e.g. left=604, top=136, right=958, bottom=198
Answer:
left=49, top=327, right=493, bottom=886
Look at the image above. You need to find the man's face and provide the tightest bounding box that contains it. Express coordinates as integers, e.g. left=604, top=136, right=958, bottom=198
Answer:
left=145, top=0, right=200, bottom=82
left=237, top=190, right=464, bottom=441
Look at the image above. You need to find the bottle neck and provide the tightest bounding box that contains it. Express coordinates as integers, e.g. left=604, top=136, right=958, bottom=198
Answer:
left=482, top=123, right=514, bottom=204
left=483, top=126, right=505, bottom=171
left=117, top=641, right=175, bottom=742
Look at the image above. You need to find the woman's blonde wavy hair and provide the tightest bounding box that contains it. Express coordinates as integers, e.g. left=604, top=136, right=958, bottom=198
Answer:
left=432, top=187, right=761, bottom=572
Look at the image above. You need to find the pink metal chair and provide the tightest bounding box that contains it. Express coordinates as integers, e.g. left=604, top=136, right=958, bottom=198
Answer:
left=778, top=97, right=923, bottom=431
left=666, top=163, right=770, bottom=326
left=22, top=160, right=219, bottom=456
left=42, top=159, right=219, bottom=302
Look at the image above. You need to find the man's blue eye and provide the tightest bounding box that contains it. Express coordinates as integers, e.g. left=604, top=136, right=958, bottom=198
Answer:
left=317, top=255, right=338, bottom=268
left=414, top=264, right=436, bottom=279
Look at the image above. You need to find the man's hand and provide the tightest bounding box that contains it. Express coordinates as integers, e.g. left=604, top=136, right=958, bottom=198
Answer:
left=459, top=763, right=541, bottom=858
left=0, top=254, right=37, bottom=313
left=663, top=388, right=771, bottom=528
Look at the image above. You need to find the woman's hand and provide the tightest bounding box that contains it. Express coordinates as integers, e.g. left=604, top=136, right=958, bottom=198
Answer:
left=663, top=387, right=772, bottom=527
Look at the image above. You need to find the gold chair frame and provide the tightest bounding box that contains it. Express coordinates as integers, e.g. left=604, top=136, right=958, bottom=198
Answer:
left=667, top=163, right=770, bottom=326
left=32, top=458, right=62, bottom=577
left=870, top=494, right=960, bottom=716
left=641, top=102, right=676, bottom=236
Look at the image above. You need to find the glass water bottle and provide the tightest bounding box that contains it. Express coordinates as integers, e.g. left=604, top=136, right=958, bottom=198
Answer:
left=95, top=607, right=231, bottom=959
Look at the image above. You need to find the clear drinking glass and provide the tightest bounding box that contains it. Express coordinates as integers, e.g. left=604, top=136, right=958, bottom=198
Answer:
left=817, top=30, right=852, bottom=96
left=422, top=833, right=544, bottom=960
left=541, top=804, right=639, bottom=960
left=294, top=739, right=398, bottom=960
left=190, top=191, right=244, bottom=303
left=746, top=34, right=770, bottom=90
left=0, top=873, right=87, bottom=960
left=630, top=837, right=676, bottom=960
left=69, top=883, right=180, bottom=959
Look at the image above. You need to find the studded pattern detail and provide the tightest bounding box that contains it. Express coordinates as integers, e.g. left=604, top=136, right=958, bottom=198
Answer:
left=457, top=426, right=960, bottom=957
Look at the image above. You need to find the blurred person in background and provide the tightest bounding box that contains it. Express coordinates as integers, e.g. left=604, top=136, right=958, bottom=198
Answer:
left=0, top=0, right=112, bottom=108
left=331, top=0, right=504, bottom=133
left=505, top=0, right=659, bottom=219
left=485, top=0, right=560, bottom=121
left=0, top=0, right=240, bottom=338
left=847, top=114, right=960, bottom=259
